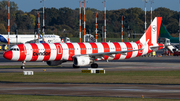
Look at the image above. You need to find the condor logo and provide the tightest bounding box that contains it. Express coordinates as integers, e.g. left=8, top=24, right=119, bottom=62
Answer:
left=33, top=51, right=50, bottom=56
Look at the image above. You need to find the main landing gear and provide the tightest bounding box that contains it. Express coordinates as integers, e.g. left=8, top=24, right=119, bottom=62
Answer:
left=73, top=64, right=80, bottom=68
left=91, top=59, right=98, bottom=68
left=73, top=63, right=98, bottom=68
left=21, top=61, right=26, bottom=69
left=91, top=63, right=98, bottom=68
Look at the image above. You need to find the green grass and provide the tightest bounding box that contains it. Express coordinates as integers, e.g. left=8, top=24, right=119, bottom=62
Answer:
left=0, top=95, right=178, bottom=101
left=0, top=66, right=180, bottom=84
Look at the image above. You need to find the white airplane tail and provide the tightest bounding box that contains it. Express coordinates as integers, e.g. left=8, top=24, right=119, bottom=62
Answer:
left=137, top=17, right=162, bottom=46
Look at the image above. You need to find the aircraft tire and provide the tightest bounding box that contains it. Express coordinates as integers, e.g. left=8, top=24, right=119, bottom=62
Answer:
left=21, top=66, right=25, bottom=69
left=91, top=63, right=98, bottom=68
left=73, top=64, right=80, bottom=68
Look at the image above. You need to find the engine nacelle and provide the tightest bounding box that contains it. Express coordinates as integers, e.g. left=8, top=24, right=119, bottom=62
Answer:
left=46, top=60, right=66, bottom=66
left=73, top=56, right=90, bottom=66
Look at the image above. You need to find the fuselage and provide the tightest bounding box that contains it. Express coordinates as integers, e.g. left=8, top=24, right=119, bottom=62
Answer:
left=0, top=34, right=61, bottom=43
left=3, top=42, right=164, bottom=62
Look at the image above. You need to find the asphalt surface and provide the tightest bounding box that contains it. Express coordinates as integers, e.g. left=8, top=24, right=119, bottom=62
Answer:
left=1, top=50, right=180, bottom=99
left=0, top=83, right=180, bottom=99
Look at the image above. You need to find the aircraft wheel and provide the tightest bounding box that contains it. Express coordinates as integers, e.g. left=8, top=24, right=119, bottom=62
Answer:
left=91, top=63, right=98, bottom=68
left=21, top=66, right=25, bottom=69
left=73, top=64, right=80, bottom=68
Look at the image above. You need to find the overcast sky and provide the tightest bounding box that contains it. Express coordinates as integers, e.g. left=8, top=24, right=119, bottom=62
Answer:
left=9, top=0, right=180, bottom=12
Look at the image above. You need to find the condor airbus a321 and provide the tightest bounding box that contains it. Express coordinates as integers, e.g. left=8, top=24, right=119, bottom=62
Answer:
left=3, top=17, right=164, bottom=69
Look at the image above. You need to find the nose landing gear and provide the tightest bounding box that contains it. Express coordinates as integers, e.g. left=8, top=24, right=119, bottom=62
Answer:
left=21, top=61, right=26, bottom=69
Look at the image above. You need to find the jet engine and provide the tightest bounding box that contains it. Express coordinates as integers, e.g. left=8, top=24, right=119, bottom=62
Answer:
left=46, top=60, right=66, bottom=66
left=73, top=56, right=91, bottom=66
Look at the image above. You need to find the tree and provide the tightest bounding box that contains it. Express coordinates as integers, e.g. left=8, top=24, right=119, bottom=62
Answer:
left=29, top=14, right=36, bottom=28
left=0, top=23, right=7, bottom=33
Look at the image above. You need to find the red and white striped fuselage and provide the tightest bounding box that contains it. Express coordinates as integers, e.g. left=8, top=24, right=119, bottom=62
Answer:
left=4, top=42, right=163, bottom=62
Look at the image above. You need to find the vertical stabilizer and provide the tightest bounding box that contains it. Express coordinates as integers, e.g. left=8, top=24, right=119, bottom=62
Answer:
left=159, top=23, right=172, bottom=38
left=138, top=17, right=162, bottom=45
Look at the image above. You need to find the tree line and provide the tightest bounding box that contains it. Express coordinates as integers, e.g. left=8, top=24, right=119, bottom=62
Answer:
left=0, top=0, right=179, bottom=38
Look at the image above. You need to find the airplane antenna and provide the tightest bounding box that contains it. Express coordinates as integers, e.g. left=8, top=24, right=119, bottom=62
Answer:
left=8, top=0, right=10, bottom=49
left=79, top=0, right=81, bottom=43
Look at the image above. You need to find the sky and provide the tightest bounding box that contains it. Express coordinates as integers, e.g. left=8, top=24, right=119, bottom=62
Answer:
left=8, top=0, right=180, bottom=12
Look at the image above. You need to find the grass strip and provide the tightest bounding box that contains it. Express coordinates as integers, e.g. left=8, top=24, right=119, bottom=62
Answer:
left=0, top=70, right=180, bottom=84
left=0, top=95, right=178, bottom=101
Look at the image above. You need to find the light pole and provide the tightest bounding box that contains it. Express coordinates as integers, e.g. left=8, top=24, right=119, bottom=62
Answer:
left=103, top=0, right=107, bottom=42
left=179, top=0, right=180, bottom=48
left=8, top=0, right=10, bottom=49
left=151, top=0, right=154, bottom=23
left=144, top=0, right=148, bottom=32
left=82, top=0, right=88, bottom=43
left=79, top=0, right=82, bottom=43
left=40, top=0, right=45, bottom=43
left=121, top=15, right=125, bottom=42
left=95, top=12, right=98, bottom=42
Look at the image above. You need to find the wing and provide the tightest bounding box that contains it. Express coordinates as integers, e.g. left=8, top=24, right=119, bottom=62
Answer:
left=149, top=45, right=164, bottom=51
left=73, top=40, right=149, bottom=60
left=25, top=39, right=40, bottom=43
left=73, top=48, right=143, bottom=59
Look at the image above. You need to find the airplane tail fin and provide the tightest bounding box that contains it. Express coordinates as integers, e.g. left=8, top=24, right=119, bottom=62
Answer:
left=137, top=17, right=162, bottom=45
left=159, top=23, right=172, bottom=38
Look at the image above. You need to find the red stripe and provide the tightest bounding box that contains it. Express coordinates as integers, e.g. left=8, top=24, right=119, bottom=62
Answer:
left=158, top=44, right=164, bottom=50
left=146, top=23, right=152, bottom=54
left=113, top=42, right=121, bottom=60
left=78, top=43, right=86, bottom=54
left=146, top=25, right=151, bottom=45
left=54, top=43, right=63, bottom=61
left=30, top=43, right=39, bottom=61
left=156, top=17, right=162, bottom=42
left=135, top=41, right=143, bottom=57
left=125, top=42, right=133, bottom=59
left=42, top=43, right=51, bottom=61
left=66, top=43, right=74, bottom=61
left=101, top=42, right=109, bottom=60
left=90, top=43, right=98, bottom=53
left=17, top=44, right=26, bottom=61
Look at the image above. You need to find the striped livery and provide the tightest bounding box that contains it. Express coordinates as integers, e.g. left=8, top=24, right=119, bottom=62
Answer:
left=4, top=42, right=163, bottom=62
left=3, top=17, right=164, bottom=67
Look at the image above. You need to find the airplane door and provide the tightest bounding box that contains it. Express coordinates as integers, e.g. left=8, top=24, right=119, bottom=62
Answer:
left=57, top=45, right=62, bottom=54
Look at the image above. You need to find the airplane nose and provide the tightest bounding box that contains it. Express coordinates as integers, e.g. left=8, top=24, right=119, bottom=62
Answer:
left=3, top=51, right=13, bottom=60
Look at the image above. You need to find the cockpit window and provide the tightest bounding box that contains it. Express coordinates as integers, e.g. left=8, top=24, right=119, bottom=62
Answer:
left=10, top=48, right=19, bottom=51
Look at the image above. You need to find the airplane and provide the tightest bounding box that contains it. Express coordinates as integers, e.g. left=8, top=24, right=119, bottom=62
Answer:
left=3, top=17, right=164, bottom=69
left=159, top=23, right=179, bottom=44
left=0, top=34, right=61, bottom=43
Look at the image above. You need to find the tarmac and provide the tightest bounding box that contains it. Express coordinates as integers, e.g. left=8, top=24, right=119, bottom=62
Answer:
left=1, top=51, right=180, bottom=99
